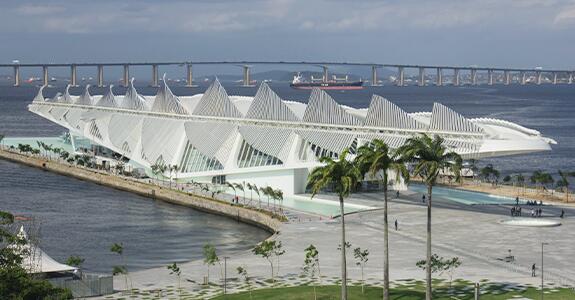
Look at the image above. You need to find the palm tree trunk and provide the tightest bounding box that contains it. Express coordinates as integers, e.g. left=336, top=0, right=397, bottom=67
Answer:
left=339, top=194, right=348, bottom=300
left=426, top=184, right=433, bottom=300
left=383, top=176, right=390, bottom=300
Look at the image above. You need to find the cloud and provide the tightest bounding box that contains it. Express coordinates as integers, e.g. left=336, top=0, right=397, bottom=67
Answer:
left=554, top=5, right=575, bottom=25
left=16, top=4, right=65, bottom=15
left=1, top=0, right=575, bottom=34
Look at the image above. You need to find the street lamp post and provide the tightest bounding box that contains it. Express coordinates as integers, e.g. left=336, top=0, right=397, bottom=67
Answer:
left=541, top=242, right=548, bottom=300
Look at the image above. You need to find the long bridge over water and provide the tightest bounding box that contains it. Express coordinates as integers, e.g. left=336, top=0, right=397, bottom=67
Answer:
left=2, top=61, right=574, bottom=87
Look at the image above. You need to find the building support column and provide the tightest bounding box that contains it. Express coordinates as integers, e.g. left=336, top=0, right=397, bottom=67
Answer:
left=471, top=69, right=477, bottom=85
left=122, top=65, right=130, bottom=87
left=70, top=65, right=77, bottom=87
left=243, top=65, right=251, bottom=87
left=488, top=69, right=494, bottom=85
left=436, top=68, right=443, bottom=86
left=13, top=65, right=20, bottom=87
left=536, top=71, right=542, bottom=85
left=371, top=65, right=380, bottom=86
left=322, top=66, right=328, bottom=83
left=186, top=63, right=197, bottom=87
left=418, top=67, right=425, bottom=86
left=97, top=65, right=104, bottom=87
left=398, top=66, right=405, bottom=86
left=151, top=64, right=159, bottom=87
left=43, top=66, right=49, bottom=87
left=453, top=68, right=460, bottom=86
left=504, top=70, right=510, bottom=85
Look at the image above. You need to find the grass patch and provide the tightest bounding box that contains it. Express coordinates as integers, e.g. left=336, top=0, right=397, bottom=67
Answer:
left=212, top=284, right=575, bottom=299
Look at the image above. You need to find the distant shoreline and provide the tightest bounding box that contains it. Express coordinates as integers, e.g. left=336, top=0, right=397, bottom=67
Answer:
left=0, top=148, right=282, bottom=234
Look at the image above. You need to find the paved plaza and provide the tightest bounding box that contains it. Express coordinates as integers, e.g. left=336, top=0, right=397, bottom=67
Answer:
left=97, top=189, right=575, bottom=298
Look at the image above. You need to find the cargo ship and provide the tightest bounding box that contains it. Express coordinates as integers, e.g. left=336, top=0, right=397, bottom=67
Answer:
left=290, top=73, right=363, bottom=90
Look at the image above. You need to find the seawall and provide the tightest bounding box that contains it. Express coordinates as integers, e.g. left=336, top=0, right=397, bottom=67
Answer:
left=0, top=149, right=282, bottom=234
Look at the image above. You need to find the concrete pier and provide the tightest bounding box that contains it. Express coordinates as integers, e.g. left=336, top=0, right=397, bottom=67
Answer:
left=243, top=65, right=252, bottom=87
left=536, top=71, right=542, bottom=85
left=43, top=66, right=49, bottom=86
left=397, top=66, right=404, bottom=86
left=436, top=68, right=443, bottom=86
left=371, top=65, right=379, bottom=86
left=13, top=66, right=20, bottom=87
left=552, top=72, right=558, bottom=85
left=186, top=63, right=197, bottom=87
left=569, top=72, right=573, bottom=84
left=520, top=71, right=526, bottom=85
left=453, top=68, right=460, bottom=86
left=418, top=67, right=425, bottom=86
left=488, top=69, right=494, bottom=85
left=471, top=69, right=477, bottom=85
left=151, top=64, right=159, bottom=87
left=504, top=70, right=510, bottom=85
left=97, top=65, right=104, bottom=87
left=70, top=65, right=77, bottom=87
left=322, top=66, right=328, bottom=83
left=122, top=65, right=129, bottom=87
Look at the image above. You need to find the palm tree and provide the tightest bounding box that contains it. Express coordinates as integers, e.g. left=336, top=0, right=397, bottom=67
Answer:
left=171, top=164, right=179, bottom=189
left=307, top=148, right=362, bottom=300
left=246, top=183, right=254, bottom=205
left=396, top=134, right=462, bottom=300
left=234, top=183, right=245, bottom=205
left=557, top=170, right=575, bottom=202
left=274, top=189, right=284, bottom=213
left=252, top=184, right=261, bottom=208
left=260, top=186, right=275, bottom=210
left=531, top=170, right=554, bottom=194
left=226, top=182, right=237, bottom=203
left=355, top=139, right=408, bottom=300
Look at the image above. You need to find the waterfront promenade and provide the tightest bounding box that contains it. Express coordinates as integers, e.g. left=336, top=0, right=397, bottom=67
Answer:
left=2, top=148, right=574, bottom=299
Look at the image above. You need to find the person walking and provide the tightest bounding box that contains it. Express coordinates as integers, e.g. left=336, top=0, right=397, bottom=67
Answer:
left=560, top=209, right=565, bottom=218
left=394, top=219, right=398, bottom=231
left=396, top=190, right=400, bottom=199
left=532, top=263, right=536, bottom=277
left=422, top=194, right=426, bottom=203
left=516, top=196, right=519, bottom=206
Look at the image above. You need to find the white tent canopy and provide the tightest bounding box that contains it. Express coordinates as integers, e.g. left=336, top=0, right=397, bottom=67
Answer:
left=12, top=226, right=78, bottom=274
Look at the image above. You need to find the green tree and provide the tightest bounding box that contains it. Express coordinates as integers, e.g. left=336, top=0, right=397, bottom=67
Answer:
left=355, top=138, right=408, bottom=300
left=303, top=245, right=321, bottom=300
left=353, top=247, right=369, bottom=294
left=203, top=244, right=220, bottom=284
left=252, top=240, right=284, bottom=283
left=480, top=164, right=500, bottom=184
left=307, top=148, right=362, bottom=300
left=226, top=182, right=237, bottom=199
left=397, top=134, right=462, bottom=300
left=65, top=255, right=85, bottom=268
left=110, top=243, right=129, bottom=292
left=0, top=211, right=72, bottom=299
left=234, top=183, right=246, bottom=205
left=237, top=266, right=252, bottom=300
left=416, top=254, right=462, bottom=288
left=556, top=170, right=575, bottom=202
left=531, top=170, right=554, bottom=192
left=167, top=262, right=182, bottom=297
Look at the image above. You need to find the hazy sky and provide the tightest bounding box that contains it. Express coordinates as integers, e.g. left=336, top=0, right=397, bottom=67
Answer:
left=1, top=0, right=574, bottom=70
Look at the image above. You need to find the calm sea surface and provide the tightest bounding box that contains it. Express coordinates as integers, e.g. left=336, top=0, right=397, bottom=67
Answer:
left=0, top=80, right=573, bottom=272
